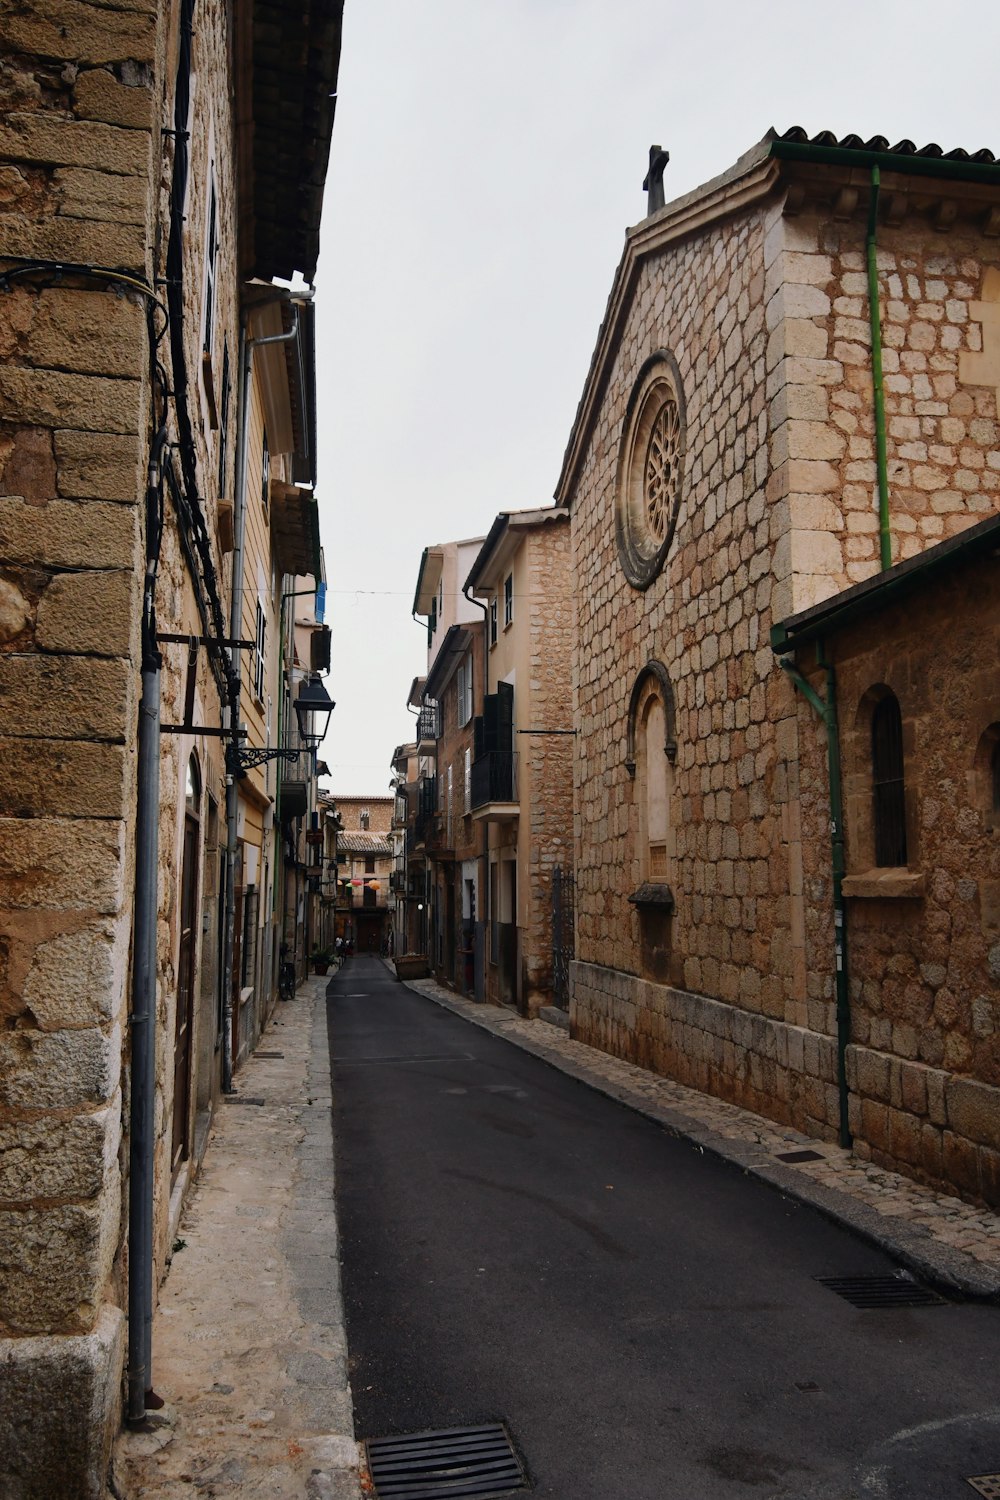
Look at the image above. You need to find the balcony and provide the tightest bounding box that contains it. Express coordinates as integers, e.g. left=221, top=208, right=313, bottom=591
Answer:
left=470, top=752, right=518, bottom=822
left=416, top=704, right=440, bottom=754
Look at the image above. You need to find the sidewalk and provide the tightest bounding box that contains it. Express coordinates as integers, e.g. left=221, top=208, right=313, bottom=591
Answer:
left=402, top=974, right=1000, bottom=1300
left=115, top=975, right=361, bottom=1500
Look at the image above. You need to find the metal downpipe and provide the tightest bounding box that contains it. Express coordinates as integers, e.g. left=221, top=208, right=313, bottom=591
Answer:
left=866, top=165, right=892, bottom=571
left=127, top=655, right=160, bottom=1420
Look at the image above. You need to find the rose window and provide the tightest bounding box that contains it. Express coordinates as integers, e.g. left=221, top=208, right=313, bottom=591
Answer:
left=643, top=399, right=681, bottom=546
left=615, top=355, right=686, bottom=590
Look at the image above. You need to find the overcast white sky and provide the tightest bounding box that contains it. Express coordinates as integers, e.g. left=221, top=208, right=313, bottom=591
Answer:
left=313, top=0, right=997, bottom=796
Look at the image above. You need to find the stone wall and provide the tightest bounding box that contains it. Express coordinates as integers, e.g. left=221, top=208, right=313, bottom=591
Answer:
left=571, top=202, right=779, bottom=1005
left=794, top=548, right=1000, bottom=1204
left=523, top=519, right=574, bottom=1006
left=0, top=0, right=238, bottom=1487
left=767, top=208, right=1000, bottom=621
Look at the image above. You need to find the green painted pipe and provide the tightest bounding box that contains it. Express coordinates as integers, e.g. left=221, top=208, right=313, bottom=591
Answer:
left=778, top=648, right=852, bottom=1148
left=866, top=166, right=892, bottom=571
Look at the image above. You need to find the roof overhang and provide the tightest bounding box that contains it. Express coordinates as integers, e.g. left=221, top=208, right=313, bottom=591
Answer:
left=771, top=511, right=1000, bottom=655
left=412, top=547, right=444, bottom=616
left=234, top=0, right=344, bottom=283
left=246, top=294, right=317, bottom=485
left=555, top=126, right=1000, bottom=508
left=465, top=507, right=568, bottom=595
left=407, top=676, right=427, bottom=709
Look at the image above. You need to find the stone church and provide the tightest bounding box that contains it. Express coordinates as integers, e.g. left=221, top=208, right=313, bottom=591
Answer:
left=556, top=130, right=1000, bottom=1207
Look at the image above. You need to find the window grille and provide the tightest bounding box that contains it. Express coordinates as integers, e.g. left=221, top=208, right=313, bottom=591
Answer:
left=872, top=694, right=907, bottom=866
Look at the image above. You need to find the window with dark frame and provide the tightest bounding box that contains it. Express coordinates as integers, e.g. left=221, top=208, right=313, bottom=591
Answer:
left=261, top=435, right=270, bottom=515
left=871, top=693, right=907, bottom=867
left=503, top=573, right=513, bottom=628
left=489, top=597, right=498, bottom=646
left=365, top=856, right=375, bottom=874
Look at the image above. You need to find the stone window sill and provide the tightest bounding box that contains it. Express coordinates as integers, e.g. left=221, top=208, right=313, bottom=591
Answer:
left=842, top=868, right=925, bottom=899
left=628, top=882, right=675, bottom=912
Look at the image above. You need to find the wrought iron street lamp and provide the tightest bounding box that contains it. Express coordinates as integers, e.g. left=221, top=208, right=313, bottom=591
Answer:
left=226, top=675, right=335, bottom=777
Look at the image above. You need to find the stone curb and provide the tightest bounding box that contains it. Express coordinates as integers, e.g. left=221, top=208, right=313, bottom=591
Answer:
left=401, top=978, right=1000, bottom=1302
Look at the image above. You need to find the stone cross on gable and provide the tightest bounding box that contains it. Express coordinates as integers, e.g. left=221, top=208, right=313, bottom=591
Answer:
left=643, top=144, right=670, bottom=217
left=959, top=266, right=1000, bottom=417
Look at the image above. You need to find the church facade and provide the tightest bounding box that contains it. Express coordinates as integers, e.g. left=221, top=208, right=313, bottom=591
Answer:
left=556, top=131, right=1000, bottom=1206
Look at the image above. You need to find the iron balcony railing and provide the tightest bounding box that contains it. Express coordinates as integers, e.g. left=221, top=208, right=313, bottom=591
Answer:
left=416, top=704, right=440, bottom=744
left=470, top=751, right=517, bottom=809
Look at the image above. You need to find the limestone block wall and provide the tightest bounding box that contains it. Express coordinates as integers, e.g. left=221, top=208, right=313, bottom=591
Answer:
left=523, top=521, right=574, bottom=1005
left=767, top=209, right=1000, bottom=622
left=794, top=549, right=1000, bottom=1204
left=0, top=4, right=158, bottom=1484
left=571, top=203, right=784, bottom=1013
left=0, top=0, right=238, bottom=1486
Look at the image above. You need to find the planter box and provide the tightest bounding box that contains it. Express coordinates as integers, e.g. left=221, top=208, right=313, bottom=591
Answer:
left=394, top=955, right=430, bottom=981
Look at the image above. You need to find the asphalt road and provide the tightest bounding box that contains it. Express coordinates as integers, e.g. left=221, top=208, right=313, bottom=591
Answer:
left=328, top=957, right=1000, bottom=1499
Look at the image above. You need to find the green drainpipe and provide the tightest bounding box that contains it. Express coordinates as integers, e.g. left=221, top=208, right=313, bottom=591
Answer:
left=777, top=642, right=852, bottom=1149
left=866, top=165, right=892, bottom=571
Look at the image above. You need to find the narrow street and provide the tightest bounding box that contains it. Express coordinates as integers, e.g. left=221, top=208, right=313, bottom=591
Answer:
left=329, top=957, right=1000, bottom=1500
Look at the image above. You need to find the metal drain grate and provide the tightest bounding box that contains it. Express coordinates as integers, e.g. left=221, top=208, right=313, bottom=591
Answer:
left=254, top=1051, right=285, bottom=1059
left=776, top=1149, right=824, bottom=1163
left=365, top=1422, right=527, bottom=1498
left=968, top=1478, right=1000, bottom=1499
left=226, top=1096, right=266, bottom=1106
left=816, top=1273, right=947, bottom=1308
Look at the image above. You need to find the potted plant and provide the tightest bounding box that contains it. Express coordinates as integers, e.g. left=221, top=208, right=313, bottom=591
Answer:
left=311, top=946, right=333, bottom=976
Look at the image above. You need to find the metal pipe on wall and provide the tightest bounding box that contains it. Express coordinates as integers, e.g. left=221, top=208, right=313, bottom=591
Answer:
left=127, top=655, right=161, bottom=1420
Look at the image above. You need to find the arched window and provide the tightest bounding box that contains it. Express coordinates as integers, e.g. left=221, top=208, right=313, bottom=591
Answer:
left=185, top=753, right=201, bottom=815
left=643, top=696, right=672, bottom=880
left=871, top=693, right=906, bottom=867
left=626, top=660, right=677, bottom=890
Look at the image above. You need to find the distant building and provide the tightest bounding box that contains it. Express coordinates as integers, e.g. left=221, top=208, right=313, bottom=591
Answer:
left=464, top=508, right=575, bottom=1013
left=332, top=795, right=394, bottom=953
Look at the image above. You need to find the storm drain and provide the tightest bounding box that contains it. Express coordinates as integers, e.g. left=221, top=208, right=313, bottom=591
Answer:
left=254, top=1051, right=285, bottom=1059
left=226, top=1096, right=266, bottom=1106
left=776, top=1149, right=824, bottom=1163
left=815, top=1273, right=947, bottom=1308
left=967, top=1479, right=1000, bottom=1499
left=365, top=1422, right=527, bottom=1498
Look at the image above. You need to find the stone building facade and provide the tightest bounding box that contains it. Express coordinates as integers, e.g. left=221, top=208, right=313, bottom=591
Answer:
left=0, top=0, right=341, bottom=1489
left=331, top=795, right=393, bottom=955
left=556, top=130, right=1000, bottom=1208
left=465, top=508, right=575, bottom=1013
